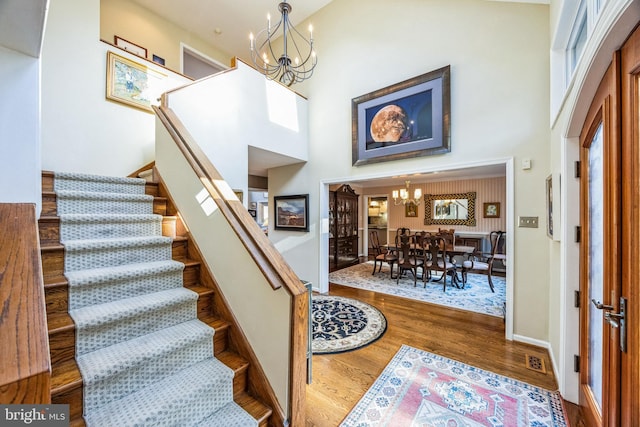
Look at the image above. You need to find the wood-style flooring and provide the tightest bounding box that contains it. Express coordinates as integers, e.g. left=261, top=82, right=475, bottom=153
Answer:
left=305, top=281, right=584, bottom=426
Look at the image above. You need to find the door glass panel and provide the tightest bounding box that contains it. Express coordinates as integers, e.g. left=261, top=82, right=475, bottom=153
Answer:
left=588, top=122, right=604, bottom=411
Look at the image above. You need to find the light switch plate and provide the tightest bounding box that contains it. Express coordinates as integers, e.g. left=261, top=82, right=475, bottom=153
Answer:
left=519, top=216, right=539, bottom=228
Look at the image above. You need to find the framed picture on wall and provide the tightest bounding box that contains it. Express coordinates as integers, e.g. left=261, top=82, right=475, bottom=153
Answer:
left=274, top=194, right=309, bottom=231
left=483, top=202, right=500, bottom=218
left=114, top=36, right=147, bottom=58
left=405, top=203, right=418, bottom=217
left=351, top=65, right=451, bottom=166
left=546, top=175, right=553, bottom=238
left=106, top=51, right=166, bottom=113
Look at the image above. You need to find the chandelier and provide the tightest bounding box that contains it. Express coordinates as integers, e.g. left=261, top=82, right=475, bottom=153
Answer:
left=249, top=1, right=317, bottom=86
left=392, top=181, right=422, bottom=206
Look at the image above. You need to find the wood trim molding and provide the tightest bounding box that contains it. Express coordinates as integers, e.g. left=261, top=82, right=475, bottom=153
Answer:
left=0, top=204, right=51, bottom=403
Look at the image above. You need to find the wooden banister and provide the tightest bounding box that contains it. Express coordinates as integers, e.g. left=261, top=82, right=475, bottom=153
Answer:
left=153, top=105, right=307, bottom=427
left=0, top=204, right=51, bottom=403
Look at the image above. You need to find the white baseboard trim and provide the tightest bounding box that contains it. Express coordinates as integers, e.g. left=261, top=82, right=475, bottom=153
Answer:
left=513, top=334, right=561, bottom=391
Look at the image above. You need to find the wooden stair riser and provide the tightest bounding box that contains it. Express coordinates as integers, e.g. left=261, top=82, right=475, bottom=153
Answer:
left=41, top=193, right=167, bottom=217
left=40, top=240, right=189, bottom=280
left=44, top=264, right=202, bottom=317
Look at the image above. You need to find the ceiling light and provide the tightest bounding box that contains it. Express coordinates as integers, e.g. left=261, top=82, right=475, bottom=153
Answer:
left=249, top=1, right=317, bottom=86
left=392, top=181, right=422, bottom=206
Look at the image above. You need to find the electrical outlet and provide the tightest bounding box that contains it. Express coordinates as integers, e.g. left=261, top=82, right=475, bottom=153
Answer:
left=518, top=216, right=539, bottom=228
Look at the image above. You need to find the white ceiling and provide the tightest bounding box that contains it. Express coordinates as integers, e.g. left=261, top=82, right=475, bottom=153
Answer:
left=130, top=0, right=333, bottom=59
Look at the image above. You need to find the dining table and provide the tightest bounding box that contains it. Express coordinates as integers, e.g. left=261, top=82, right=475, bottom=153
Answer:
left=382, top=241, right=476, bottom=287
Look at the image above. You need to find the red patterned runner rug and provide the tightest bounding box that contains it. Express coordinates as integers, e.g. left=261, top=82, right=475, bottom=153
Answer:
left=340, top=345, right=569, bottom=426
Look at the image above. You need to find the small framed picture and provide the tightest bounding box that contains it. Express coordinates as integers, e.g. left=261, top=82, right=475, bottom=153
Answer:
left=405, top=203, right=418, bottom=217
left=114, top=36, right=147, bottom=58
left=152, top=54, right=165, bottom=66
left=248, top=209, right=257, bottom=218
left=274, top=194, right=309, bottom=231
left=546, top=175, right=553, bottom=238
left=483, top=202, right=500, bottom=218
left=233, top=190, right=243, bottom=203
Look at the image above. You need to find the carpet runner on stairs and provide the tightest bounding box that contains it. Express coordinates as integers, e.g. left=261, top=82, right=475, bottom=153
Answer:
left=54, top=171, right=257, bottom=427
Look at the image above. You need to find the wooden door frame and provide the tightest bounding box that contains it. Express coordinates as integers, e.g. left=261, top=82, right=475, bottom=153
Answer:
left=620, top=25, right=640, bottom=427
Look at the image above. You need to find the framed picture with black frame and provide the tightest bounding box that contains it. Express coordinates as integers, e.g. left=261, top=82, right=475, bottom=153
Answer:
left=274, top=194, right=309, bottom=231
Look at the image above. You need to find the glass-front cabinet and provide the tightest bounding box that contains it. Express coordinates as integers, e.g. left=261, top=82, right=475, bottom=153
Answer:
left=329, top=184, right=359, bottom=271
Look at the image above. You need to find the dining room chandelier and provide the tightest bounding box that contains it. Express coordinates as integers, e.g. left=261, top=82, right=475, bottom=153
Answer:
left=249, top=1, right=317, bottom=87
left=392, top=181, right=422, bottom=206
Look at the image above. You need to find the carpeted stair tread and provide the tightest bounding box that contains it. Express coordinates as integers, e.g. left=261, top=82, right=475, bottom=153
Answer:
left=56, top=190, right=153, bottom=202
left=65, top=260, right=184, bottom=309
left=83, top=357, right=235, bottom=427
left=70, top=287, right=198, bottom=355
left=79, top=320, right=215, bottom=412
left=54, top=172, right=147, bottom=195
left=65, top=260, right=184, bottom=285
left=63, top=236, right=172, bottom=272
left=59, top=214, right=163, bottom=241
left=63, top=235, right=171, bottom=251
left=56, top=190, right=154, bottom=215
left=194, top=401, right=258, bottom=427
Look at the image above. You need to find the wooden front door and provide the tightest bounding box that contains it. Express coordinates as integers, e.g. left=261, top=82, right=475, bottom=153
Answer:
left=579, top=25, right=640, bottom=427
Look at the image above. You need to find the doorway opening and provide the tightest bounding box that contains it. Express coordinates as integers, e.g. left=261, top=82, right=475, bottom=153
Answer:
left=181, top=44, right=227, bottom=80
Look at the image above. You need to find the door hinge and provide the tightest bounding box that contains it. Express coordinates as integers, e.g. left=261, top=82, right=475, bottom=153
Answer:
left=574, top=290, right=580, bottom=308
left=574, top=161, right=581, bottom=178
left=574, top=355, right=580, bottom=373
left=575, top=226, right=581, bottom=243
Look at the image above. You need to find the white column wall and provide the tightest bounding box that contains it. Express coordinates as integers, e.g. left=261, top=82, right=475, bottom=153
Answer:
left=0, top=46, right=41, bottom=213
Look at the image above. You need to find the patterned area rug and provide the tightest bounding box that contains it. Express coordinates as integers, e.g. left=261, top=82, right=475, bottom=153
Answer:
left=329, top=261, right=506, bottom=317
left=341, top=345, right=569, bottom=426
left=312, top=295, right=387, bottom=354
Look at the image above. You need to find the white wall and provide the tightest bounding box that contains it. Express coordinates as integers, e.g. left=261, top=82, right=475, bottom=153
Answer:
left=40, top=0, right=190, bottom=177
left=0, top=46, right=41, bottom=212
left=266, top=0, right=551, bottom=342
left=166, top=60, right=308, bottom=202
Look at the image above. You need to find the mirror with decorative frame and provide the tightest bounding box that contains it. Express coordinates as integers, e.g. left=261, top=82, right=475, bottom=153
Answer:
left=423, top=192, right=477, bottom=226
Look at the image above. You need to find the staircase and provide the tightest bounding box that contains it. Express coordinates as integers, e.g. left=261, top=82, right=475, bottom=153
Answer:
left=39, top=171, right=272, bottom=426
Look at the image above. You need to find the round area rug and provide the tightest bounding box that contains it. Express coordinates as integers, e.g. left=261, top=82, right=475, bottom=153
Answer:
left=312, top=295, right=387, bottom=354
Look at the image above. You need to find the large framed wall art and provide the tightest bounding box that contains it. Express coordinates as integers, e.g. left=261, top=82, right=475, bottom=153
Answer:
left=106, top=51, right=166, bottom=113
left=351, top=65, right=451, bottom=166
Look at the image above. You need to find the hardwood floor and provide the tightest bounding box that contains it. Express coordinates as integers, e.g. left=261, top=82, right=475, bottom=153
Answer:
left=305, top=282, right=584, bottom=426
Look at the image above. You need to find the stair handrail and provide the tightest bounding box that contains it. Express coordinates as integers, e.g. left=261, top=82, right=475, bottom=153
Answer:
left=0, top=203, right=51, bottom=404
left=153, top=103, right=307, bottom=427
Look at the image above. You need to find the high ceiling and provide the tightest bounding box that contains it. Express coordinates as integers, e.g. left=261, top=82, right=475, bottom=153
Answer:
left=130, top=0, right=333, bottom=58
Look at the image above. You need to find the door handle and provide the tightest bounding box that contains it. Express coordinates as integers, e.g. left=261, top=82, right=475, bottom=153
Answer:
left=600, top=297, right=627, bottom=353
left=591, top=299, right=614, bottom=311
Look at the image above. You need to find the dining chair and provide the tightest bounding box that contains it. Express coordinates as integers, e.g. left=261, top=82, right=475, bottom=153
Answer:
left=423, top=235, right=458, bottom=291
left=460, top=230, right=506, bottom=292
left=394, top=234, right=423, bottom=286
left=437, top=228, right=456, bottom=249
left=370, top=229, right=397, bottom=277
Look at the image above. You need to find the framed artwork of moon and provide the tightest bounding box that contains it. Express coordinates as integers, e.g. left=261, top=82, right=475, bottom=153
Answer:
left=351, top=66, right=451, bottom=166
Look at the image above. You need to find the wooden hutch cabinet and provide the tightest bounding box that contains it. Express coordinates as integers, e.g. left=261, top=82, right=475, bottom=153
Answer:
left=329, top=184, right=359, bottom=271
